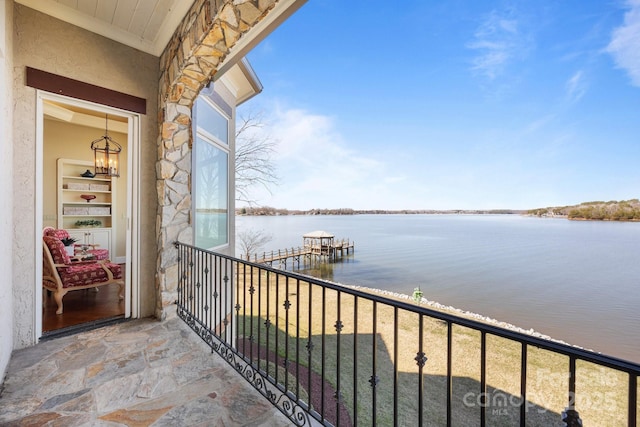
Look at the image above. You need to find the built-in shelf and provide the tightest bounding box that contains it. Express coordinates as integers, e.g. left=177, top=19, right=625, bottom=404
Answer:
left=57, top=158, right=114, bottom=256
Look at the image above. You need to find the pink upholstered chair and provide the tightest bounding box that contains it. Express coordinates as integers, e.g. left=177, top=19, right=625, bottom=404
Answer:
left=42, top=229, right=123, bottom=314
left=42, top=227, right=110, bottom=261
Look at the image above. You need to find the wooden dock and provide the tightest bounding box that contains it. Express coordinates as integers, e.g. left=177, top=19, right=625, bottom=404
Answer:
left=251, top=238, right=354, bottom=268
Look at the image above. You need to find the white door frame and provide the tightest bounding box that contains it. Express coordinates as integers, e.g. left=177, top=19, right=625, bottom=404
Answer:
left=35, top=91, right=141, bottom=339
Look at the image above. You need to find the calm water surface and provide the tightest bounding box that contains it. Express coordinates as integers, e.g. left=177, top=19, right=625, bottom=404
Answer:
left=236, top=214, right=640, bottom=363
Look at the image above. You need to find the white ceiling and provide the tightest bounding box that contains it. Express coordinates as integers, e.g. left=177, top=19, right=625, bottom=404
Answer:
left=44, top=100, right=129, bottom=133
left=16, top=0, right=195, bottom=56
left=18, top=0, right=307, bottom=106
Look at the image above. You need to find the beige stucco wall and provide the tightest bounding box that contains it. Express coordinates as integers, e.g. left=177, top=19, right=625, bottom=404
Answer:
left=12, top=4, right=159, bottom=348
left=0, top=0, right=14, bottom=379
left=43, top=119, right=128, bottom=259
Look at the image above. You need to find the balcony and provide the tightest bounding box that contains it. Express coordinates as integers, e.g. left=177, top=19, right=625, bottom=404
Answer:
left=2, top=242, right=638, bottom=426
left=0, top=317, right=292, bottom=425
left=174, top=242, right=639, bottom=426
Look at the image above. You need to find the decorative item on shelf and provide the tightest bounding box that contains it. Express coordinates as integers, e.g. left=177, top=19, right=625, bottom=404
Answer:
left=77, top=244, right=92, bottom=257
left=81, top=169, right=95, bottom=178
left=91, top=114, right=122, bottom=178
left=89, top=183, right=109, bottom=191
left=67, top=182, right=90, bottom=191
left=80, top=194, right=96, bottom=203
left=88, top=206, right=110, bottom=215
left=75, top=219, right=102, bottom=228
left=60, top=236, right=79, bottom=257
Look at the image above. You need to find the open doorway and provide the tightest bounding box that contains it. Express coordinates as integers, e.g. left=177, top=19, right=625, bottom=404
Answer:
left=39, top=94, right=136, bottom=335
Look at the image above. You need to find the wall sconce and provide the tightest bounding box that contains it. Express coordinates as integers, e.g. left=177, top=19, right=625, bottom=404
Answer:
left=91, top=114, right=122, bottom=177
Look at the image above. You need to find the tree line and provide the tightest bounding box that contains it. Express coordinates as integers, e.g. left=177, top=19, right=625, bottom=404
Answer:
left=237, top=206, right=524, bottom=216
left=528, top=199, right=640, bottom=221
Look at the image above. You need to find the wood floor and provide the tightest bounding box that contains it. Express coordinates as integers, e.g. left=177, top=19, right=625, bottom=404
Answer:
left=42, top=282, right=125, bottom=333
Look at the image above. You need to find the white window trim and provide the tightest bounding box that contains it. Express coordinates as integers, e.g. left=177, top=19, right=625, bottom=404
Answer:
left=197, top=95, right=230, bottom=146
left=193, top=95, right=231, bottom=251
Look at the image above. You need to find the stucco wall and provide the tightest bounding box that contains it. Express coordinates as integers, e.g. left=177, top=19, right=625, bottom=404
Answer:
left=0, top=0, right=14, bottom=379
left=12, top=4, right=159, bottom=348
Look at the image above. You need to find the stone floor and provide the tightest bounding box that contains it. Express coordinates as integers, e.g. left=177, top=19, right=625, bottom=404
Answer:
left=0, top=317, right=293, bottom=426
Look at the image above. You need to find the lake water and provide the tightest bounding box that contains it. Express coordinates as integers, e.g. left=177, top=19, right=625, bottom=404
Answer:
left=236, top=214, right=640, bottom=363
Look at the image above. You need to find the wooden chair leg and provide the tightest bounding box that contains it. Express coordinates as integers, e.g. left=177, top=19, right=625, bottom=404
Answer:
left=53, top=290, right=66, bottom=315
left=118, top=283, right=124, bottom=300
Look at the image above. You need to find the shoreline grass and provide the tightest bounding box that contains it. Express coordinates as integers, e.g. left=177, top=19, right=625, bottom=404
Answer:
left=234, top=268, right=636, bottom=426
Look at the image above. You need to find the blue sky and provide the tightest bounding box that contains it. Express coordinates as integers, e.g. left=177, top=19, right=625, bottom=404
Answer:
left=237, top=0, right=640, bottom=210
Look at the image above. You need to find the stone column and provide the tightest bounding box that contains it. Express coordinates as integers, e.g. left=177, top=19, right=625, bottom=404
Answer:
left=155, top=0, right=280, bottom=319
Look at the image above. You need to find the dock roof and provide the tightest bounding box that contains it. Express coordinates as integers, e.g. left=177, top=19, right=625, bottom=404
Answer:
left=303, top=230, right=335, bottom=238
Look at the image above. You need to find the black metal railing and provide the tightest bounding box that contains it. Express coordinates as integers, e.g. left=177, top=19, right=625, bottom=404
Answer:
left=175, top=241, right=640, bottom=426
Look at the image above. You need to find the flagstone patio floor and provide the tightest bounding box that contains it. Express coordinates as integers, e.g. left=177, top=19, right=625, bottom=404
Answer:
left=0, top=317, right=292, bottom=426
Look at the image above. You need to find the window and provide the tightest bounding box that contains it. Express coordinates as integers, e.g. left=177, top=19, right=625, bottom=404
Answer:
left=193, top=95, right=230, bottom=249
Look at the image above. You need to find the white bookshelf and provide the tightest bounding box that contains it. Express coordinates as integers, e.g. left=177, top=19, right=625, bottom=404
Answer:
left=57, top=158, right=114, bottom=256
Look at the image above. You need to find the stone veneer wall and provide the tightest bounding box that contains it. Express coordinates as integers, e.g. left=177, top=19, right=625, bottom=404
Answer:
left=0, top=0, right=14, bottom=378
left=155, top=0, right=280, bottom=319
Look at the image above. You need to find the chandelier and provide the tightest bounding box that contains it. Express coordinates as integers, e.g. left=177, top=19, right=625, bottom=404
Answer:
left=90, top=114, right=122, bottom=177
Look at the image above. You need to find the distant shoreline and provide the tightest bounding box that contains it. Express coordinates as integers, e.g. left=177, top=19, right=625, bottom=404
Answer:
left=236, top=209, right=640, bottom=222
left=237, top=200, right=640, bottom=222
left=237, top=207, right=525, bottom=216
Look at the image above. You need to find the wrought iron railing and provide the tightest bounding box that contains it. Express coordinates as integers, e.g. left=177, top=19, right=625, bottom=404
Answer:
left=175, top=241, right=640, bottom=426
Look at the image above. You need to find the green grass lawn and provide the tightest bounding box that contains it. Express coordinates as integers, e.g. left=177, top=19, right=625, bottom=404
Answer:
left=233, top=269, right=636, bottom=427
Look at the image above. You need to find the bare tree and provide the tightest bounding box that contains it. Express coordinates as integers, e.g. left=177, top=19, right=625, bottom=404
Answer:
left=237, top=228, right=272, bottom=260
left=235, top=110, right=279, bottom=205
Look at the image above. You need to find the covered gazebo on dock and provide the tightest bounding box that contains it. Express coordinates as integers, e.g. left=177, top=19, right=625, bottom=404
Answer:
left=303, top=230, right=335, bottom=256
left=251, top=231, right=353, bottom=266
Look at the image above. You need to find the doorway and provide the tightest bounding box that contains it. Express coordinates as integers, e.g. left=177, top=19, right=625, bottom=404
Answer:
left=37, top=93, right=138, bottom=336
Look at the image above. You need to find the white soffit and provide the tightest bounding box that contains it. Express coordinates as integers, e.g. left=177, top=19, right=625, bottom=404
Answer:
left=15, top=0, right=195, bottom=56
left=219, top=59, right=263, bottom=105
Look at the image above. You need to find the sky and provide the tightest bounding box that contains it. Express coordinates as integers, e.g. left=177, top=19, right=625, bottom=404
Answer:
left=236, top=0, right=640, bottom=211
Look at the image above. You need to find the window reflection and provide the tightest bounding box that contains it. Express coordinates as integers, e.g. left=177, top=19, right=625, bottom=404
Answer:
left=194, top=96, right=229, bottom=249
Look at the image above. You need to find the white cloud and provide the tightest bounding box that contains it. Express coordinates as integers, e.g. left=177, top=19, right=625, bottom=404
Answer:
left=270, top=107, right=381, bottom=178
left=524, top=114, right=556, bottom=134
left=467, top=11, right=523, bottom=79
left=240, top=105, right=413, bottom=209
left=565, top=70, right=587, bottom=103
left=607, top=0, right=640, bottom=87
left=241, top=103, right=568, bottom=210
